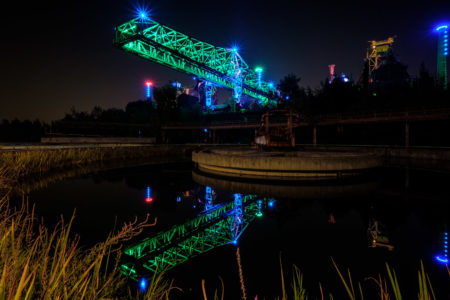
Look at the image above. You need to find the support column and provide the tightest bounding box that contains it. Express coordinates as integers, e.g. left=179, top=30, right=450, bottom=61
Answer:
left=205, top=82, right=214, bottom=107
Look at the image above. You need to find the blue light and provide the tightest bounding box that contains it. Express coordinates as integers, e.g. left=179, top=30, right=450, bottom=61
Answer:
left=436, top=25, right=449, bottom=31
left=285, top=96, right=290, bottom=100
left=435, top=255, right=449, bottom=264
left=232, top=47, right=239, bottom=52
left=268, top=82, right=274, bottom=88
left=232, top=240, right=238, bottom=245
left=176, top=196, right=181, bottom=203
left=146, top=85, right=151, bottom=99
left=343, top=78, right=349, bottom=83
left=139, top=278, right=147, bottom=290
left=204, top=128, right=208, bottom=133
left=268, top=200, right=274, bottom=207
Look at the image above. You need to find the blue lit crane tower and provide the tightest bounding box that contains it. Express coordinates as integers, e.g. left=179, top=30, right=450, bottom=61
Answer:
left=436, top=25, right=448, bottom=90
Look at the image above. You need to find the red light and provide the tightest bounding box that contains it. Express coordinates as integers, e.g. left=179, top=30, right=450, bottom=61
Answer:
left=145, top=197, right=153, bottom=203
left=145, top=81, right=153, bottom=86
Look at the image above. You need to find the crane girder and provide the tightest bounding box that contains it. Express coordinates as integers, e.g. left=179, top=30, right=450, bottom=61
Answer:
left=113, top=18, right=277, bottom=105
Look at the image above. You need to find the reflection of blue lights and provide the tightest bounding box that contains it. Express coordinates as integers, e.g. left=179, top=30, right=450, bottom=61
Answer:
left=435, top=232, right=448, bottom=265
left=139, top=278, right=147, bottom=290
left=176, top=196, right=181, bottom=203
left=435, top=256, right=448, bottom=264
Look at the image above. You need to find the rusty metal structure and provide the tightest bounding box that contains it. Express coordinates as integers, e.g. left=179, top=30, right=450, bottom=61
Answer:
left=254, top=110, right=300, bottom=148
left=366, top=36, right=396, bottom=76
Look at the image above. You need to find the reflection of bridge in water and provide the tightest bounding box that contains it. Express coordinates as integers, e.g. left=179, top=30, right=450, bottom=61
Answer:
left=121, top=194, right=268, bottom=280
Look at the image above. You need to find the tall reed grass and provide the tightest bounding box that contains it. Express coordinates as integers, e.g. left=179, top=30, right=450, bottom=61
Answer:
left=202, top=254, right=444, bottom=300
left=0, top=147, right=176, bottom=180
left=0, top=193, right=176, bottom=299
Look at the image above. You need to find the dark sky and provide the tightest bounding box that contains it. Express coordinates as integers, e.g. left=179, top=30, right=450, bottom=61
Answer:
left=1, top=0, right=449, bottom=121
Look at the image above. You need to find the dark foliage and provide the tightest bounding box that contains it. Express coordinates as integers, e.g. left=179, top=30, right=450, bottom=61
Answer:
left=0, top=119, right=46, bottom=142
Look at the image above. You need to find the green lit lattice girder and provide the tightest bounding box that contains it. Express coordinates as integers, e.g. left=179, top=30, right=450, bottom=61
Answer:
left=121, top=195, right=264, bottom=280
left=113, top=18, right=277, bottom=105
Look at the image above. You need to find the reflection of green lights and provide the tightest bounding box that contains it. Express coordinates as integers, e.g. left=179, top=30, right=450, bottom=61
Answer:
left=121, top=264, right=136, bottom=274
left=372, top=93, right=377, bottom=96
left=121, top=195, right=266, bottom=279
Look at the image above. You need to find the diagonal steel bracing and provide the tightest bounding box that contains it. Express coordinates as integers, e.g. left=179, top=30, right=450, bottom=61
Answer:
left=113, top=18, right=277, bottom=106
left=121, top=195, right=265, bottom=280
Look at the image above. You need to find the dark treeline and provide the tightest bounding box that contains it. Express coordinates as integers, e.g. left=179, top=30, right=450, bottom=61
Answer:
left=277, top=62, right=449, bottom=118
left=52, top=85, right=204, bottom=138
left=0, top=119, right=47, bottom=142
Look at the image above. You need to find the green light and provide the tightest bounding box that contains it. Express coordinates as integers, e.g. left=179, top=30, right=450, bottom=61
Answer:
left=372, top=93, right=377, bottom=96
left=255, top=67, right=263, bottom=72
left=113, top=18, right=277, bottom=106
left=121, top=195, right=267, bottom=279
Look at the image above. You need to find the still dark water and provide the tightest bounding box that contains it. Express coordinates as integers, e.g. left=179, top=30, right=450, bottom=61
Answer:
left=16, top=162, right=449, bottom=299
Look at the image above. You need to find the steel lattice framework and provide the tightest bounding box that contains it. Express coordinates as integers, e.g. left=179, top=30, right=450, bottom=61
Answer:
left=121, top=195, right=265, bottom=280
left=113, top=17, right=277, bottom=106
left=366, top=37, right=395, bottom=76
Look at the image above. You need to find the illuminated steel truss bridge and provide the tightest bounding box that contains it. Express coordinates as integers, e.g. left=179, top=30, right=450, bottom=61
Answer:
left=121, top=194, right=267, bottom=281
left=113, top=17, right=278, bottom=107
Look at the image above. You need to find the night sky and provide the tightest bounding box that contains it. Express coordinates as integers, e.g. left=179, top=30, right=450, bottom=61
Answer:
left=1, top=0, right=449, bottom=122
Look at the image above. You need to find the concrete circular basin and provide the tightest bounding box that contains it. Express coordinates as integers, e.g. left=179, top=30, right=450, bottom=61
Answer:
left=192, top=148, right=382, bottom=180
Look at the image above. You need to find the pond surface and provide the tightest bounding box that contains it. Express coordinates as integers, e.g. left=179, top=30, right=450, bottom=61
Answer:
left=16, top=162, right=449, bottom=299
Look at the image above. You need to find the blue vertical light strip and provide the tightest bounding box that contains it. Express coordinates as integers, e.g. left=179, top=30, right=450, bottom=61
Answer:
left=436, top=24, right=449, bottom=90
left=256, top=199, right=263, bottom=217
left=435, top=231, right=448, bottom=264
left=444, top=29, right=448, bottom=56
left=205, top=82, right=213, bottom=107
left=205, top=186, right=213, bottom=210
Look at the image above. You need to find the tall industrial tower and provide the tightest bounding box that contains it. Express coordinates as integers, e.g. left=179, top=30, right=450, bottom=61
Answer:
left=436, top=25, right=448, bottom=90
left=366, top=36, right=395, bottom=76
